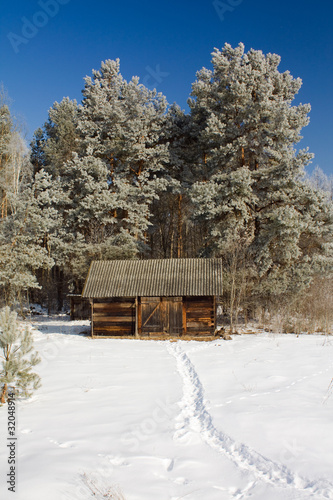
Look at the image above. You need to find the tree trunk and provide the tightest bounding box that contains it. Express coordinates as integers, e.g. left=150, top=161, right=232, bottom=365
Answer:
left=1, top=383, right=8, bottom=404
left=57, top=267, right=64, bottom=312
left=177, top=194, right=183, bottom=258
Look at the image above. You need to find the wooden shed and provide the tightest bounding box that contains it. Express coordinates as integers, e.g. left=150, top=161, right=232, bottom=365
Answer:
left=82, top=258, right=223, bottom=338
left=68, top=294, right=90, bottom=320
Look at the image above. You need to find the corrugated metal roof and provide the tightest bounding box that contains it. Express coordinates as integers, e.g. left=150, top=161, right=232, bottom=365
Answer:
left=82, top=258, right=223, bottom=298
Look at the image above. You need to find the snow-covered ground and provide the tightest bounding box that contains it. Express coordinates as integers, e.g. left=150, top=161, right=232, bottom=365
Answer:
left=1, top=315, right=333, bottom=500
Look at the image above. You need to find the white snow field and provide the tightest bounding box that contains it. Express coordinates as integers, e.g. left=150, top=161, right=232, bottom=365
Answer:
left=1, top=315, right=333, bottom=500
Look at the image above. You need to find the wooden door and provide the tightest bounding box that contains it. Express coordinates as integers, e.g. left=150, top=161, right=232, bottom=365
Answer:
left=141, top=297, right=182, bottom=335
left=167, top=297, right=183, bottom=335
left=141, top=297, right=162, bottom=334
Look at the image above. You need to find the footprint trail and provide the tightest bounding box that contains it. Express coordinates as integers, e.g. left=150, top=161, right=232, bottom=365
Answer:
left=167, top=342, right=333, bottom=499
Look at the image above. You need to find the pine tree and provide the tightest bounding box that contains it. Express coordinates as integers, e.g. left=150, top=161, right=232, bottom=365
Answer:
left=29, top=98, right=81, bottom=306
left=27, top=169, right=66, bottom=310
left=30, top=97, right=80, bottom=178
left=149, top=103, right=205, bottom=258
left=43, top=97, right=80, bottom=177
left=0, top=91, right=54, bottom=306
left=0, top=98, right=14, bottom=219
left=308, top=166, right=333, bottom=202
left=0, top=191, right=54, bottom=305
left=1, top=88, right=31, bottom=219
left=0, top=168, right=56, bottom=306
left=78, top=59, right=170, bottom=254
left=0, top=306, right=41, bottom=404
left=30, top=128, right=46, bottom=175
left=60, top=153, right=136, bottom=290
left=189, top=43, right=333, bottom=306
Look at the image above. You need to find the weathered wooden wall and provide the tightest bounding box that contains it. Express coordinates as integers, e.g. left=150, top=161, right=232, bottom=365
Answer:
left=184, top=296, right=215, bottom=336
left=91, top=296, right=216, bottom=337
left=92, top=298, right=135, bottom=337
left=69, top=295, right=90, bottom=320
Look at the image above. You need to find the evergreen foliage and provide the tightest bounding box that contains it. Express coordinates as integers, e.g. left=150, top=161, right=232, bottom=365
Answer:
left=0, top=97, right=53, bottom=306
left=31, top=97, right=80, bottom=177
left=308, top=166, right=333, bottom=202
left=149, top=103, right=205, bottom=258
left=0, top=306, right=41, bottom=404
left=189, top=43, right=333, bottom=313
left=78, top=59, right=170, bottom=252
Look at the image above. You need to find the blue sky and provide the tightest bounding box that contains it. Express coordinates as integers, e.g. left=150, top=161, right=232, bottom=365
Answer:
left=1, top=0, right=332, bottom=175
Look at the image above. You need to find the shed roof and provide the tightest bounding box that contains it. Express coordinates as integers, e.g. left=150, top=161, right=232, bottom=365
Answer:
left=82, top=258, right=223, bottom=298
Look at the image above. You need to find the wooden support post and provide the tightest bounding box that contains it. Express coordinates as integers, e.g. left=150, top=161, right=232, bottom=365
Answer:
left=90, top=299, right=94, bottom=338
left=177, top=194, right=183, bottom=258
left=182, top=298, right=187, bottom=336
left=138, top=297, right=142, bottom=337
left=213, top=296, right=216, bottom=336
left=135, top=297, right=139, bottom=338
left=70, top=296, right=73, bottom=321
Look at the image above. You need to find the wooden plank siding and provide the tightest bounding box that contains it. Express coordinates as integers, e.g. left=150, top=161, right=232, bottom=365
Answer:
left=69, top=295, right=90, bottom=320
left=92, top=298, right=135, bottom=337
left=184, top=296, right=215, bottom=336
left=90, top=296, right=216, bottom=338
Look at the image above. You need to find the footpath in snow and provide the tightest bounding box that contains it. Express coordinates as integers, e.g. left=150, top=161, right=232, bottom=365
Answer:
left=167, top=341, right=333, bottom=499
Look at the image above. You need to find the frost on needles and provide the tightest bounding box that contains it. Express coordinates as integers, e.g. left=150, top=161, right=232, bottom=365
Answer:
left=0, top=307, right=41, bottom=404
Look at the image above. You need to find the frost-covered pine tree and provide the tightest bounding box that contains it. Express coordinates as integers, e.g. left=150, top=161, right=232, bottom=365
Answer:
left=30, top=97, right=80, bottom=178
left=44, top=97, right=80, bottom=177
left=30, top=127, right=46, bottom=174
left=0, top=94, right=54, bottom=305
left=308, top=166, right=333, bottom=202
left=29, top=98, right=81, bottom=308
left=150, top=103, right=206, bottom=258
left=0, top=202, right=55, bottom=305
left=189, top=43, right=333, bottom=301
left=0, top=307, right=41, bottom=404
left=1, top=89, right=32, bottom=218
left=0, top=103, right=13, bottom=215
left=77, top=59, right=170, bottom=253
left=60, top=152, right=137, bottom=290
left=28, top=169, right=67, bottom=310
left=0, top=170, right=56, bottom=305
